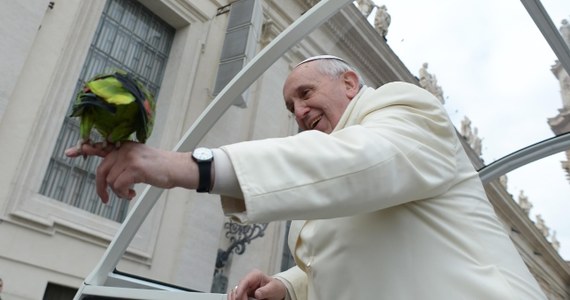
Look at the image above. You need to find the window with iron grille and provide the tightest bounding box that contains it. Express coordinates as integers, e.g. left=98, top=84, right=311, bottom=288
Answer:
left=40, top=0, right=174, bottom=222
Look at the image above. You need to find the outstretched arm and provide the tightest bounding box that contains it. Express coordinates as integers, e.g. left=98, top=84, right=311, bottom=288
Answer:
left=65, top=141, right=199, bottom=203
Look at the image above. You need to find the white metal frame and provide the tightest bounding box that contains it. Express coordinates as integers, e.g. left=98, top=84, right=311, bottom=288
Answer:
left=73, top=0, right=352, bottom=298
left=479, top=133, right=570, bottom=184
left=73, top=0, right=570, bottom=298
left=479, top=0, right=570, bottom=184
left=520, top=0, right=570, bottom=75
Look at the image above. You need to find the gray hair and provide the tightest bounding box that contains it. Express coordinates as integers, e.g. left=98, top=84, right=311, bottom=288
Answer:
left=296, top=55, right=365, bottom=88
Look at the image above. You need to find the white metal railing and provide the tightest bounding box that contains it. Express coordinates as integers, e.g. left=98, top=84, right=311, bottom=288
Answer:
left=73, top=0, right=570, bottom=298
left=73, top=0, right=353, bottom=298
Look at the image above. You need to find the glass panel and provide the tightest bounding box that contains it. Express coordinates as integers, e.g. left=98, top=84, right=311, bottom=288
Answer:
left=157, top=25, right=173, bottom=54
left=542, top=1, right=570, bottom=36
left=73, top=0, right=570, bottom=294
left=124, top=39, right=143, bottom=70
left=503, top=151, right=570, bottom=259
left=109, top=27, right=131, bottom=62
left=82, top=49, right=107, bottom=81
left=138, top=46, right=154, bottom=79
left=94, top=19, right=118, bottom=53
left=106, top=0, right=125, bottom=22
left=119, top=0, right=138, bottom=31
left=40, top=0, right=175, bottom=222
left=374, top=0, right=569, bottom=261
left=146, top=19, right=161, bottom=49
left=134, top=10, right=151, bottom=39
left=134, top=1, right=570, bottom=291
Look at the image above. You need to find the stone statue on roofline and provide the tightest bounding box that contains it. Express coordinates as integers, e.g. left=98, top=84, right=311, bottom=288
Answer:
left=471, top=127, right=482, bottom=157
left=550, top=231, right=560, bottom=252
left=517, top=190, right=532, bottom=215
left=356, top=0, right=375, bottom=18
left=374, top=5, right=391, bottom=40
left=419, top=63, right=445, bottom=104
left=458, top=116, right=483, bottom=157
left=460, top=116, right=472, bottom=142
left=535, top=214, right=549, bottom=238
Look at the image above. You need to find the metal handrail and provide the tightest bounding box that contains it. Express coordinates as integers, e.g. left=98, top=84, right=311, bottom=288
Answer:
left=73, top=0, right=353, bottom=298
left=478, top=133, right=570, bottom=184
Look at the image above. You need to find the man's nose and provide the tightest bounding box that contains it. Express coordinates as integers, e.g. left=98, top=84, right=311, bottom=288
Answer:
left=294, top=103, right=309, bottom=120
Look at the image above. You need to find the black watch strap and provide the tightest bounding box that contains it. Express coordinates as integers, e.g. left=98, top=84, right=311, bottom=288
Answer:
left=192, top=147, right=213, bottom=193
left=196, top=160, right=211, bottom=193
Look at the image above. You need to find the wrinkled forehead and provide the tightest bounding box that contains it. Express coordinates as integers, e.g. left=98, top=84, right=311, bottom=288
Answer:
left=283, top=63, right=319, bottom=95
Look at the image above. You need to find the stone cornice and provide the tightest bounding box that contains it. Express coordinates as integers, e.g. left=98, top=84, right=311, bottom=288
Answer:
left=459, top=130, right=570, bottom=287
left=315, top=4, right=416, bottom=86
left=485, top=180, right=570, bottom=283
left=461, top=135, right=570, bottom=287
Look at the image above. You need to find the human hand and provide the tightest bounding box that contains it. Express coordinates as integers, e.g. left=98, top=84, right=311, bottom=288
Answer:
left=64, top=142, right=197, bottom=203
left=228, top=269, right=287, bottom=300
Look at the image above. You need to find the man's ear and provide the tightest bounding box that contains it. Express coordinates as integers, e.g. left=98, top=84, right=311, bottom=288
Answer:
left=343, top=70, right=360, bottom=99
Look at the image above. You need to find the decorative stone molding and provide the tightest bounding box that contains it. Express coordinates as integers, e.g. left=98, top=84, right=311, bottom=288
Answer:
left=261, top=17, right=280, bottom=47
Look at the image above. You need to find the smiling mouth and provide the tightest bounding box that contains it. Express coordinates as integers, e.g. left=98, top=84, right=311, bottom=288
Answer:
left=310, top=115, right=322, bottom=129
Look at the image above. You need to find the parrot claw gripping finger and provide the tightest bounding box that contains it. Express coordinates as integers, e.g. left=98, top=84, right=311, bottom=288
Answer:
left=75, top=139, right=91, bottom=159
left=75, top=140, right=83, bottom=154
left=102, top=140, right=120, bottom=150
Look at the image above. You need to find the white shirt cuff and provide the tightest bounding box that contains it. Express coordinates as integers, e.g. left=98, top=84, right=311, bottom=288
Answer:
left=211, top=148, right=243, bottom=198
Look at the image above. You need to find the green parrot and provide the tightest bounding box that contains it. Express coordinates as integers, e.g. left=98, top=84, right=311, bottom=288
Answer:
left=70, top=71, right=155, bottom=152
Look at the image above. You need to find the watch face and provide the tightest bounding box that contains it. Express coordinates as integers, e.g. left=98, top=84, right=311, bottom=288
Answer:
left=193, top=147, right=213, bottom=161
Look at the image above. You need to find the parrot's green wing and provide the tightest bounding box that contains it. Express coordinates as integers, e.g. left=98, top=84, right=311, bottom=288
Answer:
left=114, top=72, right=155, bottom=143
left=87, top=76, right=135, bottom=105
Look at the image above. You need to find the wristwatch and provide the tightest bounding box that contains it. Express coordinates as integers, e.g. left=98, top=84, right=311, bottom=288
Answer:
left=192, top=147, right=214, bottom=193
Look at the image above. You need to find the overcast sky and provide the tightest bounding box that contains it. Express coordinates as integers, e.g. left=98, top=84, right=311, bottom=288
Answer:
left=366, top=0, right=570, bottom=260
